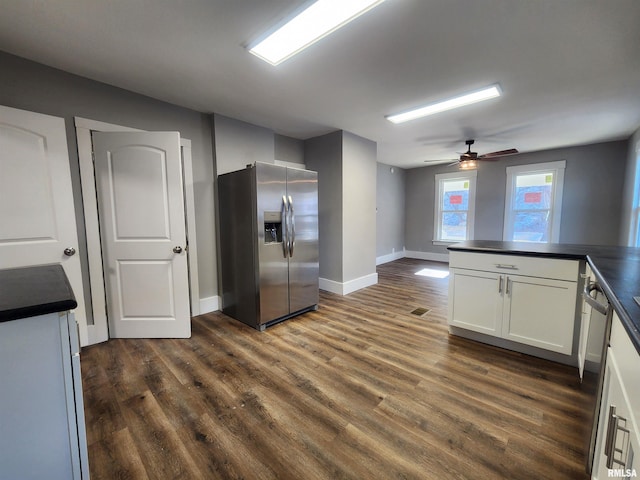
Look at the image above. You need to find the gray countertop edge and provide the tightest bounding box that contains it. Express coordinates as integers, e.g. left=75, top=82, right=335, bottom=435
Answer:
left=586, top=255, right=640, bottom=353
left=0, top=264, right=77, bottom=323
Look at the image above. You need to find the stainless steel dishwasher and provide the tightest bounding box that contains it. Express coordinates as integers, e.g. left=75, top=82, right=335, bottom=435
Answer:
left=580, top=275, right=613, bottom=475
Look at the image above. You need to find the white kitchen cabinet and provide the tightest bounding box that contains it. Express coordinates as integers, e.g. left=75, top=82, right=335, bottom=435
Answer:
left=448, top=251, right=580, bottom=355
left=0, top=311, right=89, bottom=480
left=448, top=269, right=503, bottom=336
left=502, top=274, right=577, bottom=353
left=592, top=312, right=639, bottom=479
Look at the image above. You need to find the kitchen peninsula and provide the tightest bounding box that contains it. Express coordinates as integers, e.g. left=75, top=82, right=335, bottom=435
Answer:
left=0, top=264, right=89, bottom=480
left=447, top=240, right=640, bottom=355
left=448, top=240, right=640, bottom=478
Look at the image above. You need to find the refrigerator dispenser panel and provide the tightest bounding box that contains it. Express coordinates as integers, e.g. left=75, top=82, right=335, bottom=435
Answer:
left=263, top=211, right=282, bottom=244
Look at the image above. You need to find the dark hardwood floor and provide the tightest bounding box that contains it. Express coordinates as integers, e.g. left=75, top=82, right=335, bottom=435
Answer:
left=81, top=258, right=595, bottom=479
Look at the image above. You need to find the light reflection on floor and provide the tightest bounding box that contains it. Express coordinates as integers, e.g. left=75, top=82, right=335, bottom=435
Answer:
left=414, top=268, right=450, bottom=279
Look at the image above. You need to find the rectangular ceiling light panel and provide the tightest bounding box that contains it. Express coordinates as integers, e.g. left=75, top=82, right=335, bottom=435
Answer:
left=387, top=84, right=502, bottom=124
left=249, top=0, right=385, bottom=66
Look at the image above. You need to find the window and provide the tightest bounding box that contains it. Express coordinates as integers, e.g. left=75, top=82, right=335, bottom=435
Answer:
left=631, top=147, right=640, bottom=247
left=504, top=161, right=565, bottom=243
left=434, top=171, right=477, bottom=243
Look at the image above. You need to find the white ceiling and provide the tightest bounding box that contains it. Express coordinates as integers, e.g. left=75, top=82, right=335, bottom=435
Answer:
left=1, top=0, right=639, bottom=168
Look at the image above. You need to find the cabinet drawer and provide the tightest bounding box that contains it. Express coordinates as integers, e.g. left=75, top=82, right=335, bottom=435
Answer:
left=449, top=251, right=579, bottom=282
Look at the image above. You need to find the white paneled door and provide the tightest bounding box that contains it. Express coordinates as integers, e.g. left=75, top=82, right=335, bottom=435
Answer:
left=0, top=105, right=88, bottom=343
left=92, top=131, right=191, bottom=338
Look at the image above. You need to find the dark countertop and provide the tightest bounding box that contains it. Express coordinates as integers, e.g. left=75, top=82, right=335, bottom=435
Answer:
left=448, top=240, right=640, bottom=354
left=0, top=264, right=77, bottom=323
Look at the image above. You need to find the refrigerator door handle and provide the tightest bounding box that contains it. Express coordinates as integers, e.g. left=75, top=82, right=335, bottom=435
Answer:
left=288, top=195, right=295, bottom=257
left=281, top=196, right=289, bottom=258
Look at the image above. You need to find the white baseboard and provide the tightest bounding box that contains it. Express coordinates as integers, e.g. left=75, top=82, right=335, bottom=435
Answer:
left=319, top=278, right=343, bottom=295
left=405, top=250, right=449, bottom=263
left=376, top=249, right=405, bottom=265
left=199, top=295, right=220, bottom=315
left=319, top=272, right=378, bottom=295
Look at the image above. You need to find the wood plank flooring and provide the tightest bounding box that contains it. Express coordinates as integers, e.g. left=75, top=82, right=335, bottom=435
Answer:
left=81, top=258, right=595, bottom=479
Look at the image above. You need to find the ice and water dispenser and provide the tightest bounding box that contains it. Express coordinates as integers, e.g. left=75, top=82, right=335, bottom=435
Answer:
left=264, top=211, right=282, bottom=244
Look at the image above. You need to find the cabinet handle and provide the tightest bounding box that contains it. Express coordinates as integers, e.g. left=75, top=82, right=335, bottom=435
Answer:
left=604, top=405, right=630, bottom=469
left=498, top=275, right=503, bottom=293
left=605, top=405, right=617, bottom=468
left=495, top=264, right=518, bottom=270
left=505, top=277, right=511, bottom=295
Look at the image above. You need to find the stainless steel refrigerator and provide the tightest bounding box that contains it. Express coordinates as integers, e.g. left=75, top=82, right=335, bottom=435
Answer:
left=218, top=162, right=319, bottom=330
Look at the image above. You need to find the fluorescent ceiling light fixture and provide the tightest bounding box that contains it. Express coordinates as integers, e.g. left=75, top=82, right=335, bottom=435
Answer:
left=249, top=0, right=385, bottom=66
left=386, top=84, right=502, bottom=124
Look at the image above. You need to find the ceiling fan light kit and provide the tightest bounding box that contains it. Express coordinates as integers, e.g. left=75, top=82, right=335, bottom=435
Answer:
left=386, top=84, right=501, bottom=124
left=459, top=159, right=477, bottom=170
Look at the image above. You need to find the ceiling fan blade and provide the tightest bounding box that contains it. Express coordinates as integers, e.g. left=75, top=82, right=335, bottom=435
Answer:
left=448, top=160, right=460, bottom=166
left=424, top=157, right=458, bottom=165
left=479, top=148, right=519, bottom=159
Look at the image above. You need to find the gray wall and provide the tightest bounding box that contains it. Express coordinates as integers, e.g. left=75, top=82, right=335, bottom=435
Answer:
left=0, top=51, right=217, bottom=306
left=211, top=117, right=305, bottom=174
left=305, top=131, right=344, bottom=281
left=620, top=127, right=640, bottom=245
left=405, top=162, right=448, bottom=256
left=342, top=132, right=377, bottom=281
left=405, top=140, right=629, bottom=254
left=305, top=130, right=377, bottom=285
left=213, top=114, right=274, bottom=175
left=376, top=163, right=406, bottom=258
left=275, top=134, right=305, bottom=165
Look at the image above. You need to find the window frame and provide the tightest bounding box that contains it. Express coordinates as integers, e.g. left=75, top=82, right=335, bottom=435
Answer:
left=629, top=143, right=640, bottom=247
left=433, top=170, right=477, bottom=245
left=503, top=160, right=566, bottom=243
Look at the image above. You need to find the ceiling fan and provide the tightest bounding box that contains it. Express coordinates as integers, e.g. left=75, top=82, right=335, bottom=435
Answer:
left=450, top=139, right=518, bottom=169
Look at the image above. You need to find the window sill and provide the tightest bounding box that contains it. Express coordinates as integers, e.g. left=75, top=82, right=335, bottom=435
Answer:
left=432, top=240, right=463, bottom=246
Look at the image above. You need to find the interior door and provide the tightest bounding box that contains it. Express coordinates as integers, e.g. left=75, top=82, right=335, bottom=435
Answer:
left=0, top=105, right=87, bottom=342
left=92, top=131, right=190, bottom=338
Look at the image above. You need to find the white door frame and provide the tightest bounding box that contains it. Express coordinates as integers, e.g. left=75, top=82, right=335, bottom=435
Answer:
left=75, top=117, right=199, bottom=345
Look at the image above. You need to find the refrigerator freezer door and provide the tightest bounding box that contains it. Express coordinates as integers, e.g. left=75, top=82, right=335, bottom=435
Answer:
left=256, top=163, right=290, bottom=324
left=218, top=168, right=260, bottom=327
left=286, top=167, right=320, bottom=313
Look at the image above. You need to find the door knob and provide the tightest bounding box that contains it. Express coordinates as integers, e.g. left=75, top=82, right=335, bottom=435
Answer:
left=173, top=246, right=183, bottom=254
left=64, top=247, right=76, bottom=256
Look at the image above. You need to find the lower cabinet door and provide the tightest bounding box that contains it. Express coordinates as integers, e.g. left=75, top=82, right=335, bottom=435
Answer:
left=593, top=349, right=638, bottom=480
left=0, top=313, right=80, bottom=479
left=449, top=268, right=503, bottom=336
left=502, top=275, right=576, bottom=354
